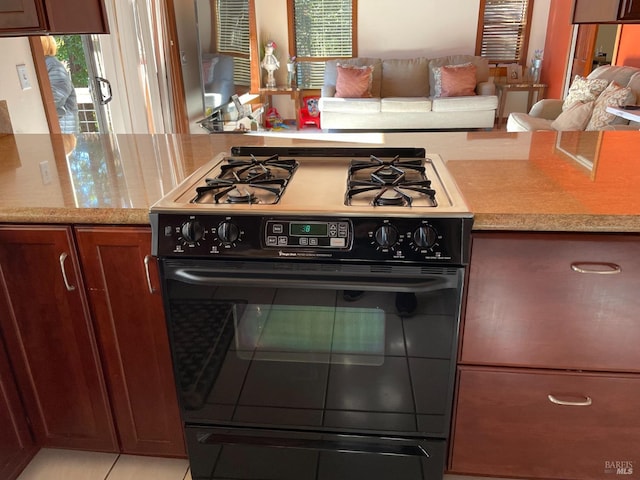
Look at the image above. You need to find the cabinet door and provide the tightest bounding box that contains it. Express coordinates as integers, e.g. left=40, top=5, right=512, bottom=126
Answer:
left=75, top=226, right=185, bottom=457
left=0, top=336, right=37, bottom=480
left=572, top=0, right=622, bottom=23
left=42, top=0, right=108, bottom=34
left=0, top=0, right=45, bottom=32
left=462, top=233, right=640, bottom=372
left=0, top=225, right=118, bottom=451
left=451, top=367, right=640, bottom=479
left=619, top=0, right=640, bottom=20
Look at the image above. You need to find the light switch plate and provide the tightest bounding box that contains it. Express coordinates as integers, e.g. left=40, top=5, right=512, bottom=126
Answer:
left=16, top=64, right=31, bottom=90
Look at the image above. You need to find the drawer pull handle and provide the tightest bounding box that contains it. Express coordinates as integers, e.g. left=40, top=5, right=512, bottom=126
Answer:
left=59, top=252, right=76, bottom=291
left=143, top=255, right=157, bottom=294
left=548, top=394, right=592, bottom=407
left=570, top=262, right=621, bottom=274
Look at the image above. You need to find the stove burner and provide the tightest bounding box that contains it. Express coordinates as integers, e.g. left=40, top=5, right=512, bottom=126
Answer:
left=193, top=178, right=288, bottom=204
left=346, top=155, right=436, bottom=207
left=219, top=154, right=298, bottom=182
left=192, top=154, right=298, bottom=205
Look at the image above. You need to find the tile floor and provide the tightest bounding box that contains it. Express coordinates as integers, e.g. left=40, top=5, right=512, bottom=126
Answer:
left=18, top=448, right=519, bottom=480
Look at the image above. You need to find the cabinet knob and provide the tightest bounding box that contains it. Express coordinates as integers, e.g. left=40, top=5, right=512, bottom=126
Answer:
left=548, top=394, right=592, bottom=407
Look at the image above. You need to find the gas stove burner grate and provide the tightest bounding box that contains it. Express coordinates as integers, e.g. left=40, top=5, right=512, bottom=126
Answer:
left=346, top=155, right=436, bottom=207
left=219, top=154, right=299, bottom=183
left=193, top=178, right=288, bottom=205
left=192, top=154, right=299, bottom=205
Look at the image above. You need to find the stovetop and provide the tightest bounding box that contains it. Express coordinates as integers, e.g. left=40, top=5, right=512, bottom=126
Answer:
left=150, top=147, right=473, bottom=265
left=151, top=147, right=471, bottom=217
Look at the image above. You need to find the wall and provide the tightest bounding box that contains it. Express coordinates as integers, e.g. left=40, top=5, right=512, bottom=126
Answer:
left=616, top=24, right=640, bottom=68
left=540, top=0, right=574, bottom=99
left=0, top=38, right=49, bottom=134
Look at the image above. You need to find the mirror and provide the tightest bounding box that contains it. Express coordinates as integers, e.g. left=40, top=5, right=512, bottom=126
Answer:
left=195, top=0, right=251, bottom=116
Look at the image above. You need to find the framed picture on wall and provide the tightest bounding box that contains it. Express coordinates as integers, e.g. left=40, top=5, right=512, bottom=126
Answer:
left=507, top=64, right=523, bottom=83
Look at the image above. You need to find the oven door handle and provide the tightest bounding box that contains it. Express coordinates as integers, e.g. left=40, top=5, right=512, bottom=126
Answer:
left=168, top=267, right=456, bottom=292
left=197, top=430, right=430, bottom=458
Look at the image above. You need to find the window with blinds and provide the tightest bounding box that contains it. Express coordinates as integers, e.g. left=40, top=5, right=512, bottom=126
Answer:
left=476, top=0, right=533, bottom=64
left=289, top=0, right=356, bottom=89
left=216, top=0, right=250, bottom=86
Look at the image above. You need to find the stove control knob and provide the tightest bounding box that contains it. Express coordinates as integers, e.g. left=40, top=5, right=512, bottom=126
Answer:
left=181, top=220, right=203, bottom=244
left=413, top=225, right=438, bottom=248
left=374, top=225, right=399, bottom=248
left=217, top=221, right=240, bottom=245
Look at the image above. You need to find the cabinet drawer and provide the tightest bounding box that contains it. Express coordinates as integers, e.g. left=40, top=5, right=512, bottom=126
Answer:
left=451, top=367, right=640, bottom=479
left=462, top=233, right=640, bottom=372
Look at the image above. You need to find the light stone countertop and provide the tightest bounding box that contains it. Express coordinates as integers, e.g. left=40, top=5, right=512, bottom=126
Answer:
left=1, top=130, right=640, bottom=232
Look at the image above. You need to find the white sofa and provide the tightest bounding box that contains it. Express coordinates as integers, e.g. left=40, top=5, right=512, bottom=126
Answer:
left=319, top=55, right=498, bottom=130
left=507, top=65, right=640, bottom=132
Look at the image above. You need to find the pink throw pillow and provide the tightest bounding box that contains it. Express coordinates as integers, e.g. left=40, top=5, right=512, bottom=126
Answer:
left=335, top=65, right=374, bottom=98
left=439, top=63, right=477, bottom=97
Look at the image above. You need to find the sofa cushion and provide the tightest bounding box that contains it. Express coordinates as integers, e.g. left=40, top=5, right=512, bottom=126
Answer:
left=380, top=58, right=429, bottom=97
left=506, top=112, right=554, bottom=132
left=550, top=101, right=594, bottom=131
left=563, top=75, right=609, bottom=111
left=626, top=72, right=640, bottom=102
left=429, top=55, right=489, bottom=97
left=324, top=58, right=382, bottom=97
left=432, top=94, right=497, bottom=112
left=318, top=97, right=381, bottom=114
left=335, top=64, right=374, bottom=98
left=438, top=63, right=477, bottom=97
left=380, top=97, right=431, bottom=113
left=586, top=81, right=635, bottom=131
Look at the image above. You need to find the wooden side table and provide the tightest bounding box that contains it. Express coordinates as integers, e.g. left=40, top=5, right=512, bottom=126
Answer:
left=496, top=82, right=547, bottom=127
left=259, top=87, right=300, bottom=127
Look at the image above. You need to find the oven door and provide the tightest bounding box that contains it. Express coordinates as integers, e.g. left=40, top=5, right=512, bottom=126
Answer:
left=160, top=258, right=463, bottom=479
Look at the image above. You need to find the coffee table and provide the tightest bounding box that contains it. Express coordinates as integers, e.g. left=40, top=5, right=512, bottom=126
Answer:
left=606, top=105, right=640, bottom=123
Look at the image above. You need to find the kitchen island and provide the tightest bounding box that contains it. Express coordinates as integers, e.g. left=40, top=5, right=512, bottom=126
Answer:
left=1, top=130, right=640, bottom=231
left=2, top=129, right=640, bottom=480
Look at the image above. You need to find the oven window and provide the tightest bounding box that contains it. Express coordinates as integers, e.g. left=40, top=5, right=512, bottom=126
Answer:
left=235, top=304, right=385, bottom=365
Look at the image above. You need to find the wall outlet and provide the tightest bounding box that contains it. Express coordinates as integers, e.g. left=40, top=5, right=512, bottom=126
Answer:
left=39, top=161, right=52, bottom=185
left=16, top=64, right=31, bottom=90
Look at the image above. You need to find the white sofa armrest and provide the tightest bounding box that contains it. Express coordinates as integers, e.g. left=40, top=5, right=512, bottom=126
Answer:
left=477, top=81, right=495, bottom=96
left=528, top=99, right=563, bottom=120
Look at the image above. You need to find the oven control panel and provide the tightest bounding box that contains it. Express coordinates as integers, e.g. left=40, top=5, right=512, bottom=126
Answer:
left=264, top=220, right=351, bottom=249
left=151, top=213, right=471, bottom=265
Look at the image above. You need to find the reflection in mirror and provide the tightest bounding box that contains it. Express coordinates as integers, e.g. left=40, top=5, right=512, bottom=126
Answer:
left=196, top=0, right=251, bottom=115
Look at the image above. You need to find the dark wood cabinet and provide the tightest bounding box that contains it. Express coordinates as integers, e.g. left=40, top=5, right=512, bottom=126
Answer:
left=453, top=367, right=640, bottom=479
left=0, top=0, right=107, bottom=35
left=451, top=232, right=640, bottom=479
left=75, top=226, right=185, bottom=457
left=572, top=0, right=640, bottom=23
left=0, top=335, right=37, bottom=480
left=619, top=0, right=640, bottom=20
left=0, top=0, right=45, bottom=33
left=0, top=225, right=118, bottom=452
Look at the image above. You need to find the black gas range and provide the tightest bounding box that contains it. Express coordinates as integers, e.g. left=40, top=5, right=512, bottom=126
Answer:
left=150, top=146, right=472, bottom=480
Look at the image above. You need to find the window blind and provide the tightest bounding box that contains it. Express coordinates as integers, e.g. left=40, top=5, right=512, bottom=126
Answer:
left=216, top=0, right=250, bottom=86
left=292, top=0, right=354, bottom=88
left=478, top=0, right=531, bottom=63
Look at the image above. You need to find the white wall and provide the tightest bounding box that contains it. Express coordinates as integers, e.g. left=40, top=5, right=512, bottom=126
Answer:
left=0, top=38, right=49, bottom=133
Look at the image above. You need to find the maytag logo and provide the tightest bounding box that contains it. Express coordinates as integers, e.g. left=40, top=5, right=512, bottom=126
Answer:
left=604, top=461, right=634, bottom=475
left=278, top=250, right=297, bottom=257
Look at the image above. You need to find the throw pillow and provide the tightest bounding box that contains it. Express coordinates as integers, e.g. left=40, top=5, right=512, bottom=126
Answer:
left=550, top=101, right=594, bottom=131
left=433, top=62, right=477, bottom=97
left=335, top=64, right=374, bottom=98
left=585, top=81, right=635, bottom=131
left=562, top=75, right=609, bottom=111
left=439, top=63, right=477, bottom=97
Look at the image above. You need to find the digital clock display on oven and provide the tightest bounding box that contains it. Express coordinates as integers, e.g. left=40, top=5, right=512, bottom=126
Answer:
left=290, top=222, right=328, bottom=236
